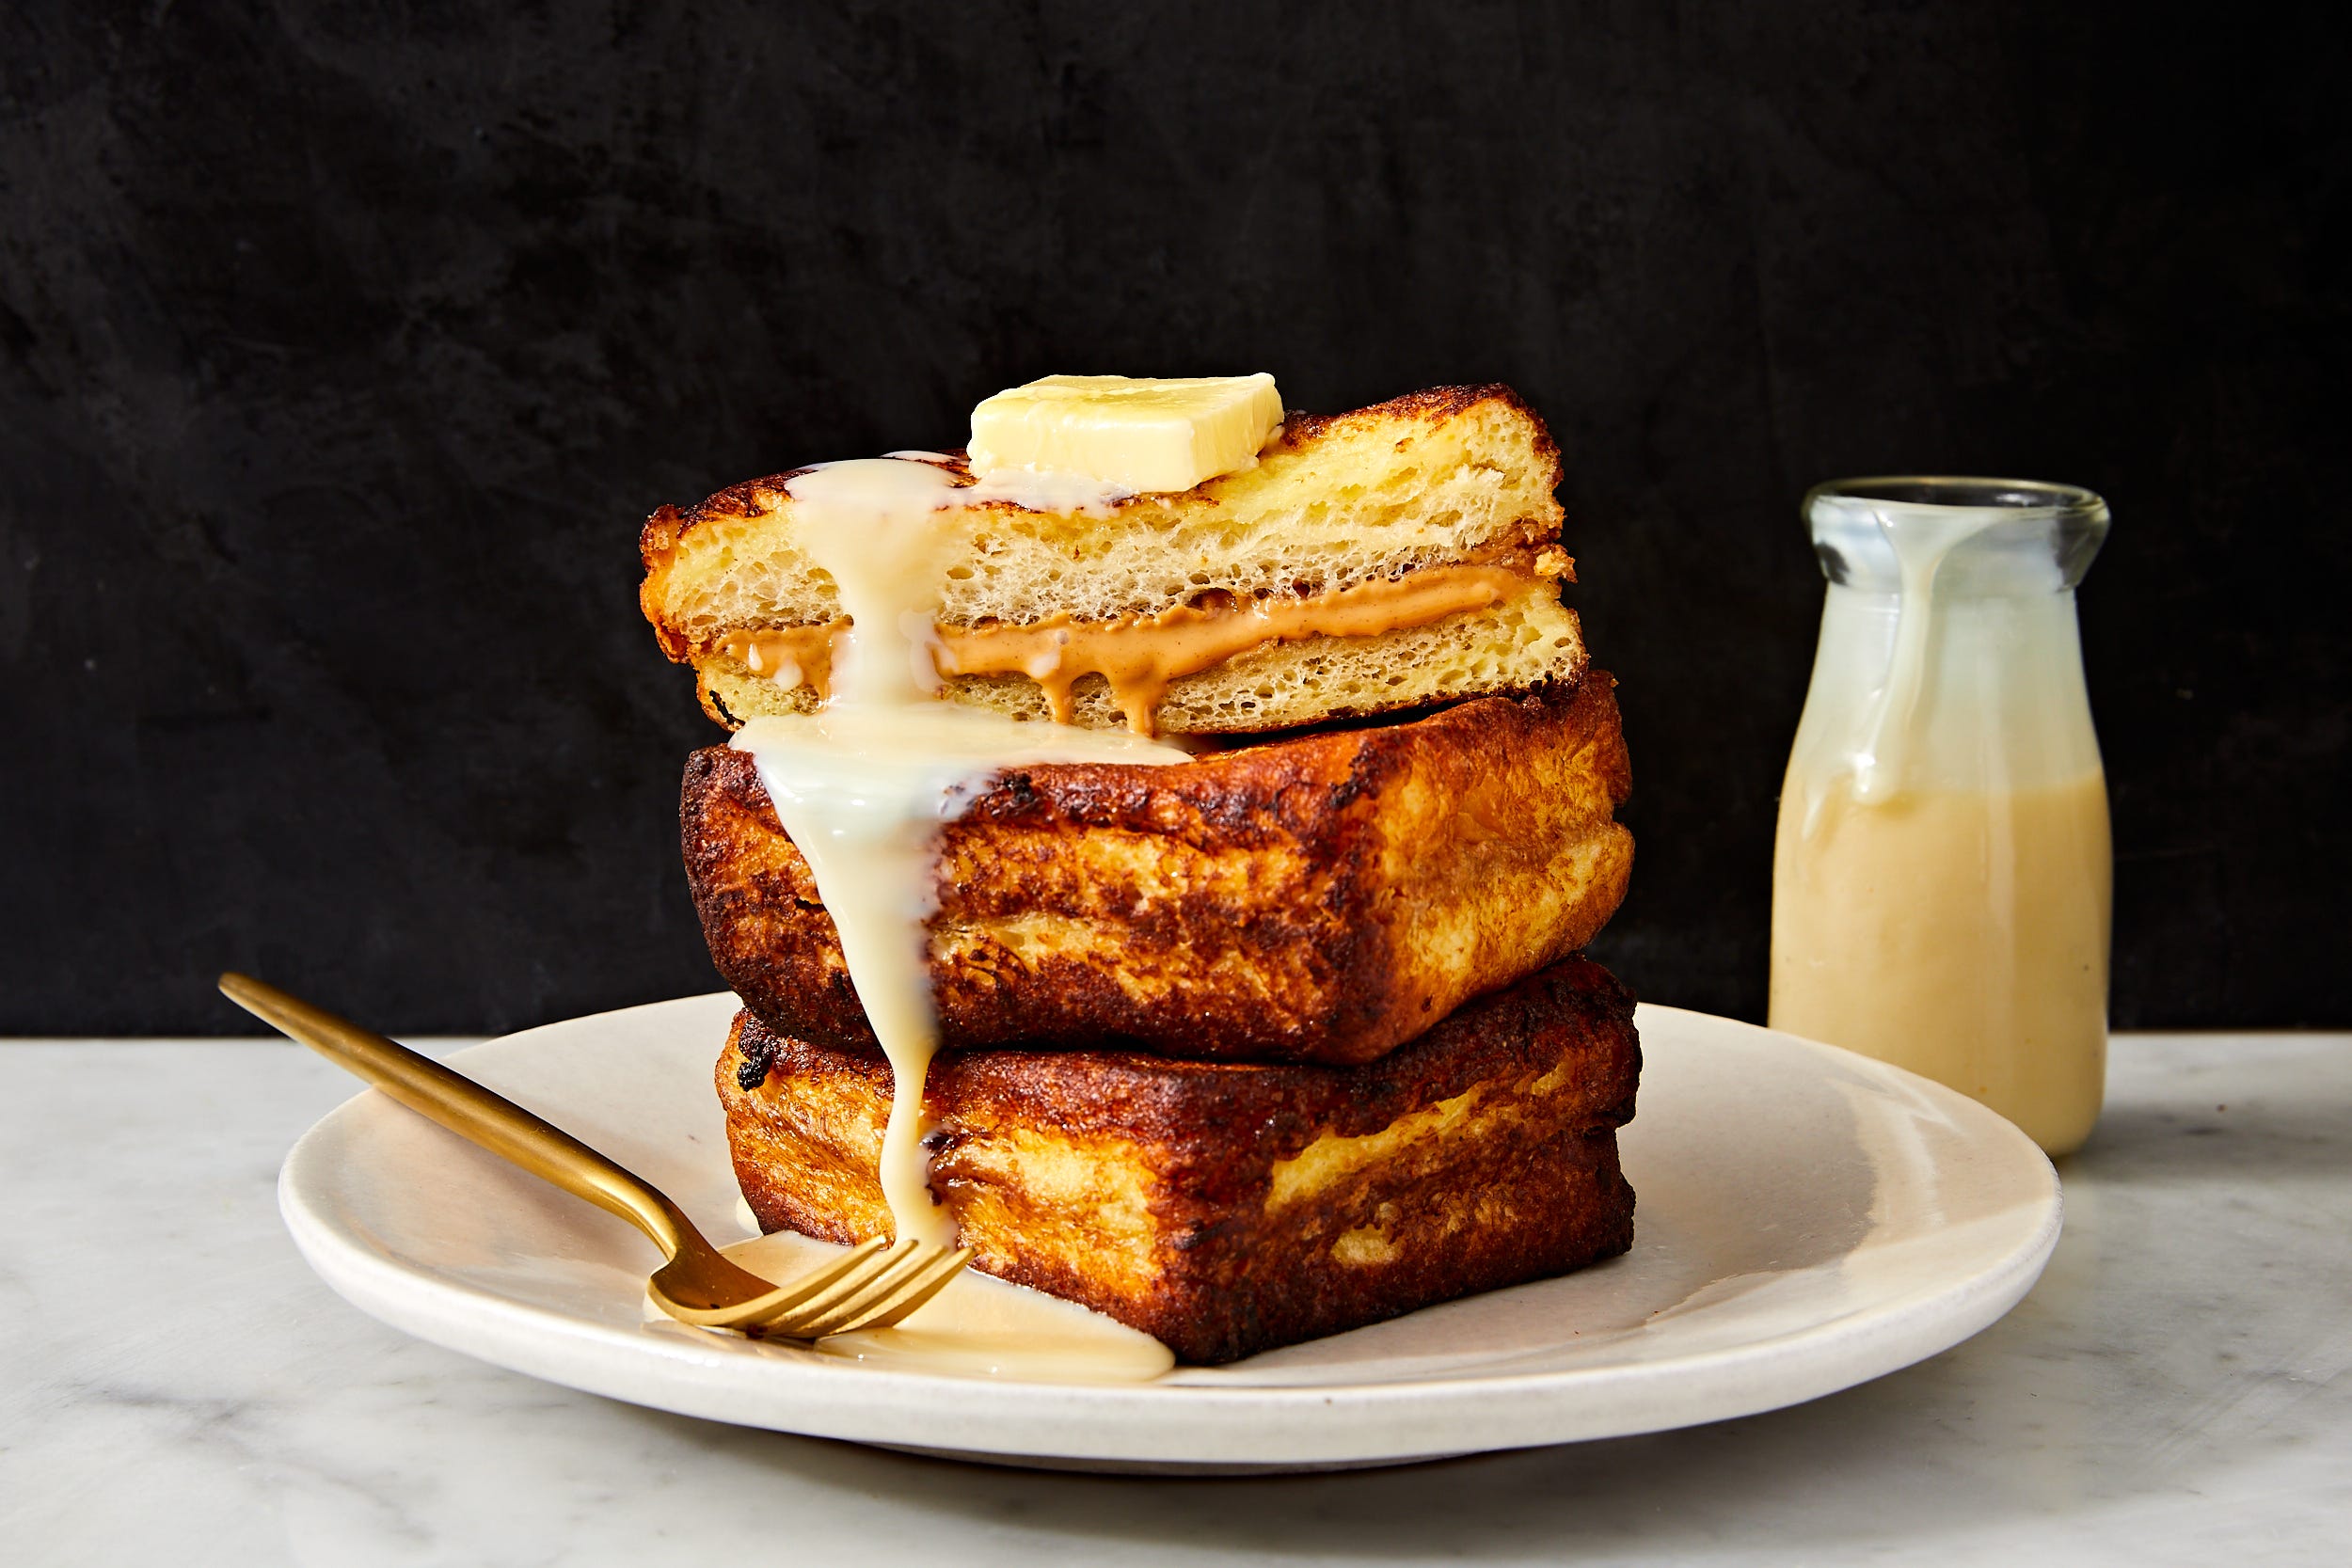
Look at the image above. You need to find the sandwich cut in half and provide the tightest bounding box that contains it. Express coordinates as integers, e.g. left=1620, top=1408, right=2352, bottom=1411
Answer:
left=640, top=385, right=1586, bottom=736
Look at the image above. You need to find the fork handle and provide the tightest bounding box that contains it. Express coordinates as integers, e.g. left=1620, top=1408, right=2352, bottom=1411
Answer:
left=221, top=972, right=699, bottom=1262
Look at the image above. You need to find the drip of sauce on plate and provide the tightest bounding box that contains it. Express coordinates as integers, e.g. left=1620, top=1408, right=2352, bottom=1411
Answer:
left=719, top=1230, right=1173, bottom=1381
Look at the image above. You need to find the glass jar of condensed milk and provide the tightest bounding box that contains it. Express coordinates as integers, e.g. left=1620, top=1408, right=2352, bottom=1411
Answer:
left=1770, top=477, right=2112, bottom=1156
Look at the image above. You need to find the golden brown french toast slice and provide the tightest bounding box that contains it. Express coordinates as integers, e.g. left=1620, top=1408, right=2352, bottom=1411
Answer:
left=720, top=954, right=1641, bottom=1364
left=642, top=385, right=1586, bottom=735
left=686, top=673, right=1634, bottom=1067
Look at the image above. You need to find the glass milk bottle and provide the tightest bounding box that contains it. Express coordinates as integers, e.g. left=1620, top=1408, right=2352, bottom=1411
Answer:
left=1770, top=478, right=2112, bottom=1155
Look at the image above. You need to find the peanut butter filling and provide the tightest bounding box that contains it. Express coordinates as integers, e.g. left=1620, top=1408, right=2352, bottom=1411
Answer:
left=725, top=624, right=841, bottom=698
left=716, top=551, right=1567, bottom=734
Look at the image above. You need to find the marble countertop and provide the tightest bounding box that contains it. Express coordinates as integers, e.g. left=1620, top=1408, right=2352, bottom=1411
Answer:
left=4, top=1029, right=2346, bottom=1565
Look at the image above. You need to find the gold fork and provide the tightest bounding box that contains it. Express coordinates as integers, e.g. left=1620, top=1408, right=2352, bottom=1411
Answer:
left=220, top=973, right=969, bottom=1338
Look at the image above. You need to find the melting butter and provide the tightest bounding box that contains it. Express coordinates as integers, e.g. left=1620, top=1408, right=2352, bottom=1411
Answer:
left=959, top=466, right=1133, bottom=515
left=967, top=372, right=1282, bottom=493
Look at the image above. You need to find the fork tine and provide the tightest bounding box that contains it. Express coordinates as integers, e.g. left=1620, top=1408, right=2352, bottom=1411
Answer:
left=819, top=1246, right=974, bottom=1336
left=741, top=1234, right=892, bottom=1310
left=748, top=1238, right=922, bottom=1336
left=776, top=1241, right=931, bottom=1335
left=778, top=1243, right=947, bottom=1338
left=656, top=1234, right=895, bottom=1329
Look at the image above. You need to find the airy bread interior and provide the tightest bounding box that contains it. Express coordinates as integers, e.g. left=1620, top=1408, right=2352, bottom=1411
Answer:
left=641, top=386, right=1565, bottom=652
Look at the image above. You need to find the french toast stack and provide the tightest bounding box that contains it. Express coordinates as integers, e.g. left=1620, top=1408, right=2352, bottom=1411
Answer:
left=643, top=386, right=1642, bottom=1363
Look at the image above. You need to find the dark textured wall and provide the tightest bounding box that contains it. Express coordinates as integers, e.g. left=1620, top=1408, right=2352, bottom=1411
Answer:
left=3, top=3, right=2345, bottom=1034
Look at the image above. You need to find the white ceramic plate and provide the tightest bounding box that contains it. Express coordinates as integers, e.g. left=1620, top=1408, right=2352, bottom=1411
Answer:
left=278, top=995, right=2060, bottom=1473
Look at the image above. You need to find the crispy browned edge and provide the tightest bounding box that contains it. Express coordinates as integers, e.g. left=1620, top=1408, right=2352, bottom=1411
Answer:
left=638, top=383, right=1565, bottom=664
left=720, top=954, right=1640, bottom=1364
left=685, top=673, right=1633, bottom=1067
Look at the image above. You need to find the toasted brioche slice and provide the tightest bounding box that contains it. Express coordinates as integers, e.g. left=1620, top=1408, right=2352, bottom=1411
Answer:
left=642, top=385, right=1585, bottom=734
left=720, top=954, right=1641, bottom=1364
left=687, top=673, right=1633, bottom=1067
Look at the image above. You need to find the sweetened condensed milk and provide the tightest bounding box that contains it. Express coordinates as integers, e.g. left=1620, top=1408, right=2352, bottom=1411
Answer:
left=729, top=457, right=1189, bottom=1232
left=1770, top=481, right=2114, bottom=1155
left=722, top=434, right=1205, bottom=1377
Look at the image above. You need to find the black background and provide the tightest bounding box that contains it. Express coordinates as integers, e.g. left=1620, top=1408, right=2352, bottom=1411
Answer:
left=4, top=3, right=2345, bottom=1035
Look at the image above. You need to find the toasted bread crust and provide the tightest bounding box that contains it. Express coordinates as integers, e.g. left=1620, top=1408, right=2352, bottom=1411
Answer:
left=721, top=954, right=1640, bottom=1363
left=1272, top=381, right=1559, bottom=463
left=686, top=673, right=1633, bottom=1066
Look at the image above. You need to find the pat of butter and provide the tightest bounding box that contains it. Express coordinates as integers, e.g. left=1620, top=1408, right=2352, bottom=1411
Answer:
left=967, top=373, right=1283, bottom=494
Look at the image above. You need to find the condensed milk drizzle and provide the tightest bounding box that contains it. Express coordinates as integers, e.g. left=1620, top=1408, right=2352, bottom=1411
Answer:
left=1832, top=510, right=1994, bottom=818
left=727, top=459, right=1187, bottom=1256
left=715, top=1230, right=1174, bottom=1381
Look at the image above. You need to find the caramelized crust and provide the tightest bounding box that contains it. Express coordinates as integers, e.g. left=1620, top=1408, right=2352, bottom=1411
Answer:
left=686, top=673, right=1634, bottom=1066
left=720, top=955, right=1641, bottom=1364
left=1273, top=381, right=1560, bottom=455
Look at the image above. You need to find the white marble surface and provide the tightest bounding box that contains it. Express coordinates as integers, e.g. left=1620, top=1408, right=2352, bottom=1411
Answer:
left=3, top=1031, right=2346, bottom=1566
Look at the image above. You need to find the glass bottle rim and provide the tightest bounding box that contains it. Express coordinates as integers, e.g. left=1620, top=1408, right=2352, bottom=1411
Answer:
left=1802, top=475, right=2109, bottom=593
left=1804, top=475, right=2108, bottom=524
